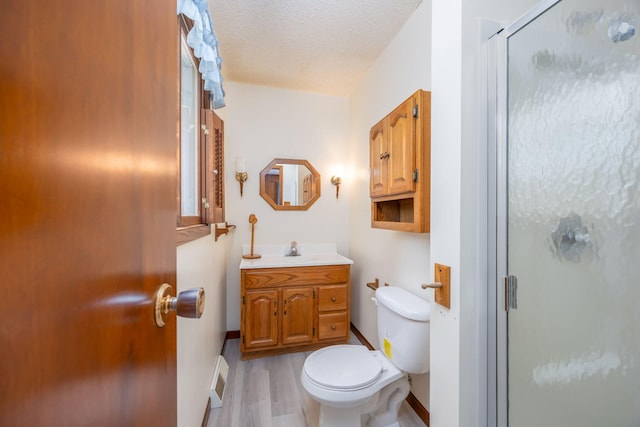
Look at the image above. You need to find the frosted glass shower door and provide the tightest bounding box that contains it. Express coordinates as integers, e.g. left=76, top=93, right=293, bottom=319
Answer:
left=503, top=0, right=640, bottom=425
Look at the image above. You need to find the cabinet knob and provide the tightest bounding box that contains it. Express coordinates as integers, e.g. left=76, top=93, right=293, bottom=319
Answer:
left=331, top=324, right=336, bottom=330
left=331, top=296, right=337, bottom=302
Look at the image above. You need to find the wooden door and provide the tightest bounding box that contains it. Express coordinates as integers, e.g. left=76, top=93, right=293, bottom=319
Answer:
left=265, top=166, right=283, bottom=205
left=369, top=118, right=388, bottom=197
left=302, top=173, right=319, bottom=204
left=243, top=290, right=279, bottom=350
left=0, top=1, right=178, bottom=426
left=281, top=287, right=315, bottom=346
left=387, top=97, right=416, bottom=195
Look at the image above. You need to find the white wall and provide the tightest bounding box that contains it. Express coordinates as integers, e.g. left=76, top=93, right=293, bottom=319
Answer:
left=219, top=83, right=350, bottom=331
left=177, top=233, right=228, bottom=427
left=347, top=0, right=432, bottom=409
left=429, top=1, right=463, bottom=423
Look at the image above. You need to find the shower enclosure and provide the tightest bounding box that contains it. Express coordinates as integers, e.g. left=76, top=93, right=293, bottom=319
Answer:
left=492, top=0, right=640, bottom=425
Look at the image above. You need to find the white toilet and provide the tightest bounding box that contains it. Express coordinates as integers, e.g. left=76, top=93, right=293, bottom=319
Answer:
left=301, top=286, right=430, bottom=427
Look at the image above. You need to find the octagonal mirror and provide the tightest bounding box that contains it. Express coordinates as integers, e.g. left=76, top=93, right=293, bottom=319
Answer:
left=259, top=158, right=321, bottom=210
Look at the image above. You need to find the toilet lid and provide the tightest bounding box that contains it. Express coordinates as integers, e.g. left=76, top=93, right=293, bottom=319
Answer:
left=304, top=345, right=382, bottom=390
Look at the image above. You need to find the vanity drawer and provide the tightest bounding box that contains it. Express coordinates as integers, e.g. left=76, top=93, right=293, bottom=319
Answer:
left=318, top=312, right=348, bottom=340
left=318, top=284, right=348, bottom=312
left=242, top=265, right=349, bottom=289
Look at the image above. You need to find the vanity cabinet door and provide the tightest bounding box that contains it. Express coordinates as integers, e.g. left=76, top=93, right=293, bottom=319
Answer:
left=281, top=287, right=315, bottom=346
left=243, top=289, right=278, bottom=350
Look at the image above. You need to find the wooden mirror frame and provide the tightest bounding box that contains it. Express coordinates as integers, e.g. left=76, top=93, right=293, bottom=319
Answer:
left=259, top=158, right=321, bottom=210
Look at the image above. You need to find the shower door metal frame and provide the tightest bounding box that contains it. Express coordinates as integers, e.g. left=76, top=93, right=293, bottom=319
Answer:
left=489, top=1, right=562, bottom=426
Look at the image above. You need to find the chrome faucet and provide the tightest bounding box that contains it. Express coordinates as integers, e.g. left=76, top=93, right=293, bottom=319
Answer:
left=286, top=241, right=299, bottom=256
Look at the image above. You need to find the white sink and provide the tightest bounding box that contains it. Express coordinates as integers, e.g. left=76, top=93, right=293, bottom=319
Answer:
left=280, top=256, right=318, bottom=263
left=240, top=252, right=352, bottom=269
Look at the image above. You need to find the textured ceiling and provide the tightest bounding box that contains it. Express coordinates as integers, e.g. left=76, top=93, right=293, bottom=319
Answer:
left=208, top=0, right=423, bottom=96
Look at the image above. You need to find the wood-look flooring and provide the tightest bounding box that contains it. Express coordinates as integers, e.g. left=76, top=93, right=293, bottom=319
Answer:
left=207, top=334, right=428, bottom=427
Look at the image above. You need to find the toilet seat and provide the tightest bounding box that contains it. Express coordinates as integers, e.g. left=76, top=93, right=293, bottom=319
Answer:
left=303, top=345, right=382, bottom=391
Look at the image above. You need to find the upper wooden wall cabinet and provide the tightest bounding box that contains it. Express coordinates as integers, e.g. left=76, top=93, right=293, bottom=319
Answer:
left=369, top=89, right=431, bottom=232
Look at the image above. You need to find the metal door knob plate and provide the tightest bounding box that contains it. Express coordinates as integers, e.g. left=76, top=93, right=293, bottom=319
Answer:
left=155, top=284, right=205, bottom=328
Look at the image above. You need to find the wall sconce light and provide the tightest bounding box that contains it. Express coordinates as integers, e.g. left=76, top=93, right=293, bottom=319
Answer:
left=235, top=158, right=248, bottom=197
left=331, top=176, right=342, bottom=199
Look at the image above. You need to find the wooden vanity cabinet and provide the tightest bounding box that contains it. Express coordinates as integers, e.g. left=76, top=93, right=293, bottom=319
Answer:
left=370, top=89, right=431, bottom=232
left=240, top=264, right=350, bottom=359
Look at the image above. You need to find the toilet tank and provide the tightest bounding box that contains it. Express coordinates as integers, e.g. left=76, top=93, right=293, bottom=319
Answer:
left=375, top=286, right=430, bottom=374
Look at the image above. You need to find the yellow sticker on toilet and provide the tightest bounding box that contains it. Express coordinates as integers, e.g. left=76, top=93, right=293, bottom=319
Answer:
left=383, top=338, right=392, bottom=359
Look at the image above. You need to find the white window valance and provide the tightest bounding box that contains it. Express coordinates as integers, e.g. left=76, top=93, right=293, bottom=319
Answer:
left=178, top=0, right=225, bottom=109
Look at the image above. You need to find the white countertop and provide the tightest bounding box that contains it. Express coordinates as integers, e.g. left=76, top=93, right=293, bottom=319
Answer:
left=239, top=243, right=353, bottom=269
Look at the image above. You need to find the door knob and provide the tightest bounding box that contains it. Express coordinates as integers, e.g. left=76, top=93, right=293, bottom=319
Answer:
left=421, top=282, right=442, bottom=289
left=154, top=283, right=205, bottom=328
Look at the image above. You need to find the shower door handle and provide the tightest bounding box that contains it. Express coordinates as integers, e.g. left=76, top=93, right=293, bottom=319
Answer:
left=504, top=275, right=518, bottom=312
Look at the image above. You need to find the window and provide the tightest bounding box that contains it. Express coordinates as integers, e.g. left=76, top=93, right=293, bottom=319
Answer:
left=180, top=33, right=201, bottom=223
left=177, top=15, right=225, bottom=245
